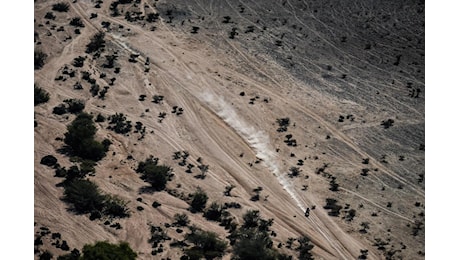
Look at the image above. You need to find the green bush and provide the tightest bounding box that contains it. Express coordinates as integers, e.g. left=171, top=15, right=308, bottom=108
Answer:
left=381, top=119, right=394, bottom=129
left=276, top=118, right=290, bottom=132
left=63, top=178, right=129, bottom=218
left=79, top=160, right=96, bottom=175
left=64, top=113, right=108, bottom=161
left=136, top=156, right=172, bottom=191
left=184, top=229, right=227, bottom=260
left=64, top=99, right=85, bottom=114
left=63, top=179, right=106, bottom=214
left=107, top=113, right=132, bottom=135
left=95, top=114, right=106, bottom=122
left=55, top=166, right=67, bottom=178
left=34, top=85, right=50, bottom=105
left=52, top=2, right=70, bottom=12
left=86, top=32, right=106, bottom=53
left=40, top=155, right=58, bottom=167
left=64, top=165, right=87, bottom=182
left=104, top=196, right=130, bottom=218
left=39, top=251, right=53, bottom=260
left=44, top=12, right=56, bottom=20
left=203, top=202, right=224, bottom=221
left=232, top=233, right=276, bottom=260
left=35, top=50, right=47, bottom=70
left=69, top=17, right=85, bottom=27
left=297, top=236, right=314, bottom=260
left=323, top=198, right=342, bottom=217
left=80, top=241, right=137, bottom=260
left=190, top=188, right=208, bottom=213
left=53, top=104, right=68, bottom=115
left=174, top=213, right=190, bottom=227
left=72, top=56, right=85, bottom=67
left=64, top=115, right=93, bottom=145
left=229, top=209, right=289, bottom=260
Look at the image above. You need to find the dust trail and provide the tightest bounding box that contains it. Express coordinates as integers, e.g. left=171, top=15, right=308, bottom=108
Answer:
left=200, top=92, right=307, bottom=213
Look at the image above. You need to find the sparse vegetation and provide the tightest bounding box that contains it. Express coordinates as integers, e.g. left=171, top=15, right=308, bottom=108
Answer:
left=203, top=202, right=224, bottom=221
left=149, top=224, right=170, bottom=252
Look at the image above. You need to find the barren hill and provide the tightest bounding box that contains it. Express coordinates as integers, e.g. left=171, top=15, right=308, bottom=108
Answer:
left=34, top=0, right=424, bottom=259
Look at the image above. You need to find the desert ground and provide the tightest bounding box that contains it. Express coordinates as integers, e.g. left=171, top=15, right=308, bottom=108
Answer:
left=34, top=0, right=424, bottom=259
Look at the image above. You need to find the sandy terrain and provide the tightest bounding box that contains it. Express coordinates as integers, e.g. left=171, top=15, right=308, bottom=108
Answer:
left=34, top=0, right=424, bottom=259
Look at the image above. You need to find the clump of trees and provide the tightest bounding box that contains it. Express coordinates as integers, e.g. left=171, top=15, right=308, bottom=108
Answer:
left=86, top=32, right=106, bottom=54
left=63, top=179, right=106, bottom=214
left=296, top=236, right=315, bottom=259
left=63, top=178, right=129, bottom=219
left=78, top=241, right=137, bottom=260
left=107, top=113, right=132, bottom=135
left=284, top=134, right=297, bottom=147
left=53, top=99, right=85, bottom=115
left=184, top=228, right=227, bottom=259
left=136, top=156, right=173, bottom=191
left=276, top=118, right=290, bottom=132
left=34, top=84, right=50, bottom=105
left=146, top=13, right=159, bottom=23
left=323, top=198, right=342, bottom=217
left=229, top=210, right=294, bottom=259
left=64, top=112, right=110, bottom=162
left=72, top=56, right=86, bottom=67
